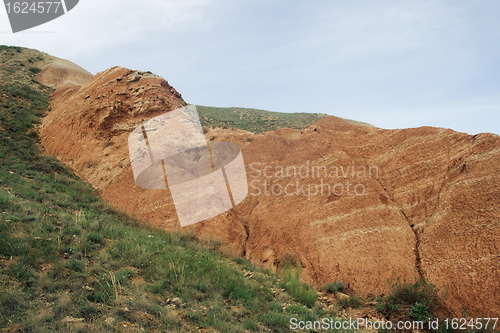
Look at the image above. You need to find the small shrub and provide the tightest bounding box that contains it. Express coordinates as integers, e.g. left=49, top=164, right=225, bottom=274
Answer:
left=268, top=302, right=283, bottom=313
left=386, top=277, right=446, bottom=313
left=148, top=305, right=163, bottom=317
left=278, top=267, right=317, bottom=308
left=287, top=304, right=309, bottom=315
left=4, top=215, right=20, bottom=222
left=79, top=302, right=100, bottom=320
left=340, top=295, right=364, bottom=309
left=193, top=281, right=208, bottom=293
left=28, top=67, right=42, bottom=74
left=377, top=276, right=447, bottom=318
left=389, top=303, right=399, bottom=312
left=0, top=291, right=28, bottom=318
left=10, top=261, right=33, bottom=282
left=410, top=303, right=430, bottom=321
left=32, top=155, right=67, bottom=174
left=52, top=293, right=73, bottom=320
left=115, top=269, right=135, bottom=284
left=88, top=291, right=109, bottom=303
left=243, top=318, right=259, bottom=330
left=226, top=278, right=255, bottom=302
left=234, top=257, right=246, bottom=265
left=258, top=311, right=289, bottom=330
left=87, top=232, right=104, bottom=244
left=322, top=279, right=346, bottom=293
left=67, top=259, right=83, bottom=272
left=279, top=252, right=300, bottom=269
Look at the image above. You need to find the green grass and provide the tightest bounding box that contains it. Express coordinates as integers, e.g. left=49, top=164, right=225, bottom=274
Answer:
left=383, top=276, right=447, bottom=314
left=278, top=266, right=318, bottom=308
left=28, top=67, right=42, bottom=74
left=375, top=275, right=448, bottom=326
left=0, top=45, right=343, bottom=332
left=339, top=295, right=364, bottom=309
left=322, top=280, right=346, bottom=293
left=196, top=105, right=327, bottom=133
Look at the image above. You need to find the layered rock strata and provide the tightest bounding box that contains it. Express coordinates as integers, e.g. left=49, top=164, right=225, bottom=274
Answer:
left=40, top=66, right=500, bottom=317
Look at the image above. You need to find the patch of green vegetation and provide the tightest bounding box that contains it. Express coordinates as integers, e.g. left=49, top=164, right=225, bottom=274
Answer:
left=196, top=105, right=327, bottom=133
left=278, top=266, right=318, bottom=308
left=339, top=295, right=364, bottom=309
left=376, top=275, right=447, bottom=323
left=28, top=67, right=42, bottom=74
left=322, top=279, right=346, bottom=293
left=0, top=45, right=344, bottom=333
left=410, top=302, right=430, bottom=321
left=0, top=45, right=22, bottom=53
left=0, top=45, right=51, bottom=89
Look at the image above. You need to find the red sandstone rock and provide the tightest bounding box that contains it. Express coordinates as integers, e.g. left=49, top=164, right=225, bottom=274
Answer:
left=40, top=66, right=500, bottom=318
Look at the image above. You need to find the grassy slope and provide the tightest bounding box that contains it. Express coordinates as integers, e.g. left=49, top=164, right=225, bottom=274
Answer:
left=0, top=46, right=342, bottom=333
left=196, top=105, right=328, bottom=134
left=196, top=106, right=375, bottom=134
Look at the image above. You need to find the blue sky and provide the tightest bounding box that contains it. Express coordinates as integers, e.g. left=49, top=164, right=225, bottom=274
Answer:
left=1, top=0, right=499, bottom=135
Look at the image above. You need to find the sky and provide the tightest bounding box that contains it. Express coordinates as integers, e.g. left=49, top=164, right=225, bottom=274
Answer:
left=1, top=0, right=499, bottom=135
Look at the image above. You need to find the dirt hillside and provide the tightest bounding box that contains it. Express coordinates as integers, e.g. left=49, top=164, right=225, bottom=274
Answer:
left=36, top=58, right=94, bottom=89
left=40, top=66, right=500, bottom=318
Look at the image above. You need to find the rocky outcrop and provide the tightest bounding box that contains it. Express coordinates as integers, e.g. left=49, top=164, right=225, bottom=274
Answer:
left=239, top=122, right=500, bottom=317
left=40, top=66, right=500, bottom=318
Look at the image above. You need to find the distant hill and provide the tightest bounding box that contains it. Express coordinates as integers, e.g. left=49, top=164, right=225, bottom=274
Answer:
left=196, top=105, right=374, bottom=133
left=196, top=105, right=327, bottom=133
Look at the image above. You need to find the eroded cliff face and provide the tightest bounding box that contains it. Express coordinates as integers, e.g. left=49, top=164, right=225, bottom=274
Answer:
left=238, top=122, right=500, bottom=317
left=40, top=66, right=500, bottom=317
